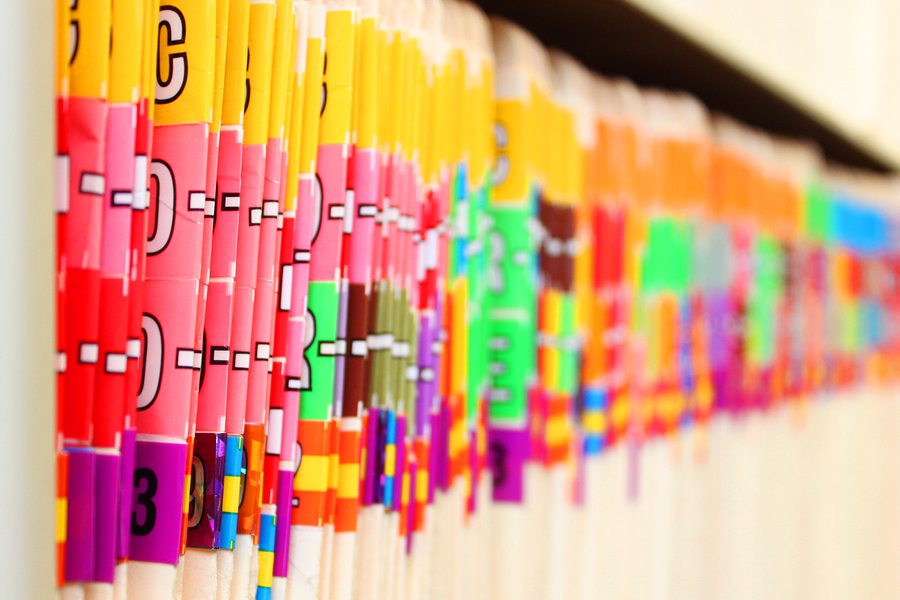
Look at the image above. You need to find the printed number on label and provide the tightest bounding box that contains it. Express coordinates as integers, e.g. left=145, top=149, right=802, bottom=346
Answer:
left=131, top=467, right=158, bottom=536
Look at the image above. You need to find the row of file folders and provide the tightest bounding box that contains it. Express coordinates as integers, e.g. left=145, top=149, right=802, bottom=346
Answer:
left=54, top=0, right=900, bottom=599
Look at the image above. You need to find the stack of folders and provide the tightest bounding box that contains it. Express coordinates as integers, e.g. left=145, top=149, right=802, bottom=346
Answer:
left=54, top=1, right=900, bottom=599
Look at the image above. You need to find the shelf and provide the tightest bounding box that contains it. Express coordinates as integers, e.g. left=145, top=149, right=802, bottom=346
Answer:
left=473, top=0, right=899, bottom=172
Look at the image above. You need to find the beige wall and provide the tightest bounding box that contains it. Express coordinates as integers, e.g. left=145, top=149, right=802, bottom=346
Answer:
left=626, top=0, right=900, bottom=166
left=0, top=0, right=55, bottom=597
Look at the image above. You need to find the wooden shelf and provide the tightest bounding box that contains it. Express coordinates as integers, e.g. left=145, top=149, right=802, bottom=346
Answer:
left=473, top=0, right=899, bottom=172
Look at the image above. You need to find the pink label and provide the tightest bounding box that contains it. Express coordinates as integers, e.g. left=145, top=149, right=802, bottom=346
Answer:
left=279, top=389, right=300, bottom=461
left=145, top=122, right=208, bottom=281
left=210, top=128, right=244, bottom=279
left=235, top=143, right=266, bottom=287
left=382, top=153, right=403, bottom=282
left=189, top=281, right=208, bottom=437
left=263, top=139, right=284, bottom=205
left=196, top=278, right=234, bottom=432
left=136, top=278, right=199, bottom=439
left=129, top=439, right=188, bottom=566
left=246, top=277, right=275, bottom=426
left=199, top=131, right=220, bottom=286
left=348, top=148, right=380, bottom=285
left=67, top=96, right=107, bottom=271
left=225, top=286, right=254, bottom=435
left=64, top=267, right=100, bottom=443
left=311, top=144, right=349, bottom=282
left=291, top=175, right=315, bottom=303
left=100, top=103, right=137, bottom=277
left=93, top=276, right=129, bottom=448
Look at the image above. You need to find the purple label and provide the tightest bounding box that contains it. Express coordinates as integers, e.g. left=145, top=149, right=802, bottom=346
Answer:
left=437, top=403, right=451, bottom=492
left=362, top=407, right=379, bottom=506
left=708, top=293, right=729, bottom=371
left=374, top=410, right=388, bottom=504
left=186, top=432, right=226, bottom=549
left=468, top=430, right=478, bottom=514
left=117, top=428, right=136, bottom=559
left=416, top=314, right=435, bottom=437
left=65, top=449, right=96, bottom=582
left=128, top=440, right=187, bottom=565
left=273, top=468, right=294, bottom=578
left=94, top=452, right=120, bottom=583
left=393, top=416, right=406, bottom=512
left=406, top=462, right=417, bottom=555
left=488, top=427, right=529, bottom=503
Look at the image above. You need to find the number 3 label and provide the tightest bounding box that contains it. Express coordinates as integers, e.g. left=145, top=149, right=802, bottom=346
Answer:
left=131, top=467, right=158, bottom=536
left=129, top=440, right=188, bottom=565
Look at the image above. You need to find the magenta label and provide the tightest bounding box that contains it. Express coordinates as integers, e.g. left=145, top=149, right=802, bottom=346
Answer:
left=186, top=432, right=226, bottom=549
left=273, top=468, right=294, bottom=578
left=93, top=452, right=120, bottom=583
left=362, top=407, right=379, bottom=506
left=129, top=439, right=188, bottom=565
left=117, top=428, right=136, bottom=559
left=488, top=427, right=529, bottom=503
left=65, top=449, right=96, bottom=582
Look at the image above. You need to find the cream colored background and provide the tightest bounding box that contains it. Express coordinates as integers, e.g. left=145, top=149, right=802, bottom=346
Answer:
left=0, top=0, right=55, bottom=597
left=624, top=0, right=900, bottom=166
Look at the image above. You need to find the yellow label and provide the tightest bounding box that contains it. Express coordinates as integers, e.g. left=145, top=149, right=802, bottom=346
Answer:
left=545, top=414, right=569, bottom=448
left=210, top=0, right=230, bottom=132
left=326, top=451, right=339, bottom=506
left=56, top=498, right=67, bottom=542
left=354, top=15, right=379, bottom=150
left=221, top=0, right=250, bottom=127
left=243, top=0, right=275, bottom=146
left=295, top=454, right=329, bottom=491
left=375, top=24, right=390, bottom=153
left=400, top=471, right=410, bottom=505
left=336, top=464, right=360, bottom=499
left=266, top=0, right=295, bottom=140
left=223, top=475, right=241, bottom=512
left=141, top=0, right=160, bottom=111
left=492, top=99, right=528, bottom=203
left=319, top=8, right=357, bottom=146
left=384, top=28, right=405, bottom=153
left=383, top=445, right=396, bottom=477
left=298, top=6, right=325, bottom=174
left=406, top=36, right=423, bottom=163
left=583, top=411, right=606, bottom=435
left=450, top=279, right=469, bottom=397
left=70, top=0, right=111, bottom=99
left=611, top=395, right=630, bottom=432
left=55, top=0, right=70, bottom=96
left=422, top=60, right=438, bottom=184
left=109, top=0, right=144, bottom=104
left=155, top=0, right=215, bottom=125
left=257, top=551, right=274, bottom=587
left=281, top=2, right=306, bottom=212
